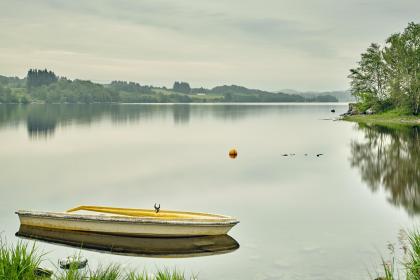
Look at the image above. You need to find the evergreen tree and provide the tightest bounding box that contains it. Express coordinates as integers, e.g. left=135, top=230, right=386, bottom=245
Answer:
left=27, top=69, right=58, bottom=90
left=173, top=81, right=191, bottom=94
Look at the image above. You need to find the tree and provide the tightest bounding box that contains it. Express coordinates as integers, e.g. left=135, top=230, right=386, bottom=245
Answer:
left=109, top=81, right=152, bottom=94
left=0, top=84, right=12, bottom=103
left=349, top=43, right=388, bottom=105
left=349, top=22, right=420, bottom=115
left=172, top=81, right=191, bottom=94
left=27, top=69, right=58, bottom=90
left=223, top=92, right=232, bottom=102
left=383, top=22, right=420, bottom=115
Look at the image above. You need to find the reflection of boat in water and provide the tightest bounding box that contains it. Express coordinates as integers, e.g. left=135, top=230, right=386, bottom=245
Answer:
left=16, top=205, right=239, bottom=237
left=16, top=225, right=240, bottom=258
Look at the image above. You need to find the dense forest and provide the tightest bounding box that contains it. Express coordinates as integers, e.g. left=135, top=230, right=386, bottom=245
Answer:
left=349, top=22, right=420, bottom=115
left=0, top=70, right=338, bottom=104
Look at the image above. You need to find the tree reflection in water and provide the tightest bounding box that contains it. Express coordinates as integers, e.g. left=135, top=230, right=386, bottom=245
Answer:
left=27, top=106, right=57, bottom=138
left=0, top=103, right=296, bottom=138
left=350, top=124, right=420, bottom=215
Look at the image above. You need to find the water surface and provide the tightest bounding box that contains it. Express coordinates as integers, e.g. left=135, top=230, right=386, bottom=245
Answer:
left=0, top=103, right=419, bottom=280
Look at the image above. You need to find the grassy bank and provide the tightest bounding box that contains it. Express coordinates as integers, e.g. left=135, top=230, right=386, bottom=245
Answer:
left=375, top=229, right=420, bottom=280
left=0, top=240, right=194, bottom=280
left=343, top=109, right=420, bottom=127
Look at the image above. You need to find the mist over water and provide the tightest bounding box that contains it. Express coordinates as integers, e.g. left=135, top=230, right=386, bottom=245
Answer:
left=0, top=103, right=418, bottom=280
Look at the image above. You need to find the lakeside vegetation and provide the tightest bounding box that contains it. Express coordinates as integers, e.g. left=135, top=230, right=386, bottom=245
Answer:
left=347, top=22, right=419, bottom=123
left=0, top=70, right=339, bottom=104
left=5, top=231, right=420, bottom=280
left=375, top=229, right=420, bottom=280
left=343, top=109, right=420, bottom=126
left=347, top=121, right=420, bottom=277
left=0, top=240, right=193, bottom=280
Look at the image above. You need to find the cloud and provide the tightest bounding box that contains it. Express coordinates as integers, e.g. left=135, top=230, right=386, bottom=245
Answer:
left=233, top=18, right=337, bottom=57
left=0, top=0, right=418, bottom=91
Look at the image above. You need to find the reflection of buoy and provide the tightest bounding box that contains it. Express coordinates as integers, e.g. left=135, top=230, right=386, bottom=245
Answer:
left=229, top=149, right=238, bottom=159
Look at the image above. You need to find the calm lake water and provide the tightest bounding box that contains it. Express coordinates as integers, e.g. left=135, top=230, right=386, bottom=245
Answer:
left=0, top=103, right=419, bottom=280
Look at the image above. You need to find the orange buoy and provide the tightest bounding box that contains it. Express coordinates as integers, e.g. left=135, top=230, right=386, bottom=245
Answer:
left=229, top=148, right=238, bottom=159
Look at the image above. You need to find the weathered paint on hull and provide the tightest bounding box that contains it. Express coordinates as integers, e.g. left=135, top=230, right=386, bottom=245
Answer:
left=16, top=211, right=239, bottom=237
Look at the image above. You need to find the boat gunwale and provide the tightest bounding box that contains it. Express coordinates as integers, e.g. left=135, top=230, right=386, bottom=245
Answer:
left=16, top=210, right=240, bottom=226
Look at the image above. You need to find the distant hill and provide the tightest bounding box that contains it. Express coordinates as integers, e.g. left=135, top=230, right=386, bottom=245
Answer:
left=207, top=85, right=305, bottom=102
left=204, top=85, right=337, bottom=102
left=279, top=89, right=354, bottom=102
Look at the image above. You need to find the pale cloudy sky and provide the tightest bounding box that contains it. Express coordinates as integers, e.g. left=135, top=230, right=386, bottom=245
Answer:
left=0, top=0, right=419, bottom=91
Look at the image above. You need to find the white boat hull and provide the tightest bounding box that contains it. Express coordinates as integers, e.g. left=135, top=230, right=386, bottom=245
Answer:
left=16, top=211, right=238, bottom=237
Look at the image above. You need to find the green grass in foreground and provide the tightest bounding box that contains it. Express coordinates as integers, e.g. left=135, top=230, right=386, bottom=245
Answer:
left=343, top=108, right=420, bottom=127
left=54, top=265, right=189, bottom=280
left=0, top=240, right=43, bottom=279
left=0, top=239, right=194, bottom=280
left=374, top=229, right=420, bottom=280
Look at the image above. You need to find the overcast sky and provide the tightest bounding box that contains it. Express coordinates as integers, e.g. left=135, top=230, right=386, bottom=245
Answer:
left=0, top=0, right=419, bottom=91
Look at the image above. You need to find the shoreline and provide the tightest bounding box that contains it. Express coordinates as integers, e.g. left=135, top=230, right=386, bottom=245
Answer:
left=0, top=101, right=346, bottom=105
left=342, top=114, right=420, bottom=126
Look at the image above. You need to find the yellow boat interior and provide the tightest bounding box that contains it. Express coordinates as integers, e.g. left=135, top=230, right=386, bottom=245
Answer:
left=66, top=205, right=233, bottom=221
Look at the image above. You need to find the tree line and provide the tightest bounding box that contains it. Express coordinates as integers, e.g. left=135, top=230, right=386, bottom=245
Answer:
left=0, top=71, right=338, bottom=104
left=349, top=22, right=419, bottom=115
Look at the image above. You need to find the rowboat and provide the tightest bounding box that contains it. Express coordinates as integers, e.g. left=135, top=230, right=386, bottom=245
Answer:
left=16, top=205, right=239, bottom=237
left=16, top=225, right=240, bottom=258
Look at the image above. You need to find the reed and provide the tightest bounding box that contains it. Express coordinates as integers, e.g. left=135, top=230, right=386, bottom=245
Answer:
left=155, top=268, right=187, bottom=280
left=0, top=239, right=193, bottom=280
left=375, top=229, right=420, bottom=280
left=126, top=269, right=192, bottom=280
left=404, top=229, right=420, bottom=280
left=58, top=266, right=191, bottom=280
left=0, top=238, right=43, bottom=280
left=89, top=265, right=121, bottom=280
